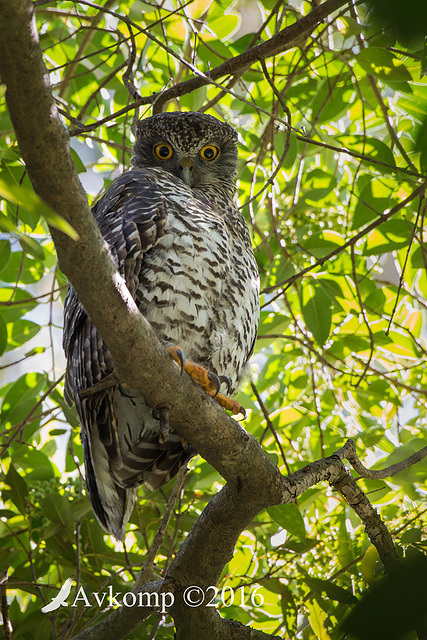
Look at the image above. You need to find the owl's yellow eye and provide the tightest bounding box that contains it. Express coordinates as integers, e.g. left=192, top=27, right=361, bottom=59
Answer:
left=154, top=143, right=173, bottom=160
left=200, top=145, right=219, bottom=161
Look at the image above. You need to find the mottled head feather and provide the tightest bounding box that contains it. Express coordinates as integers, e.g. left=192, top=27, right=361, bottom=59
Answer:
left=132, top=111, right=238, bottom=192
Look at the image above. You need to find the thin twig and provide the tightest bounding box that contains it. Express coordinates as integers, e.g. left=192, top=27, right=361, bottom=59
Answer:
left=0, top=569, right=13, bottom=640
left=338, top=439, right=427, bottom=480
left=386, top=194, right=425, bottom=335
left=350, top=244, right=374, bottom=387
left=132, top=464, right=189, bottom=592
left=251, top=382, right=291, bottom=475
left=263, top=182, right=426, bottom=297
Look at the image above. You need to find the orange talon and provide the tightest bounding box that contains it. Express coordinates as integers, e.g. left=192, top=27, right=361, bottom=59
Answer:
left=215, top=393, right=246, bottom=417
left=167, top=346, right=245, bottom=416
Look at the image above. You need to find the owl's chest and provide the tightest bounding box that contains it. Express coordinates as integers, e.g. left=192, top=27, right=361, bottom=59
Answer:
left=134, top=202, right=258, bottom=376
left=136, top=208, right=228, bottom=344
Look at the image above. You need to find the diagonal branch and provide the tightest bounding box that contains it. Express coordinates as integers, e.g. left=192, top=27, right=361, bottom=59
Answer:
left=338, top=439, right=427, bottom=481
left=0, top=3, right=284, bottom=638
left=262, top=182, right=426, bottom=300
left=69, top=443, right=409, bottom=640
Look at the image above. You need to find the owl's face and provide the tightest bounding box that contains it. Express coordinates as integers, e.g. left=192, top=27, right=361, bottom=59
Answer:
left=132, top=111, right=238, bottom=192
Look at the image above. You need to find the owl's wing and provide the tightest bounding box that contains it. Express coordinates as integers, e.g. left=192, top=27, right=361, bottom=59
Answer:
left=63, top=169, right=170, bottom=539
left=63, top=168, right=168, bottom=399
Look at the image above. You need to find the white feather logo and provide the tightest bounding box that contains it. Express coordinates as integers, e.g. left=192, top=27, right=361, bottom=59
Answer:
left=41, top=578, right=73, bottom=613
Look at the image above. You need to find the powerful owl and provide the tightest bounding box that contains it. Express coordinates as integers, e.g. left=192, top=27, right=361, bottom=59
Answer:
left=63, top=111, right=260, bottom=539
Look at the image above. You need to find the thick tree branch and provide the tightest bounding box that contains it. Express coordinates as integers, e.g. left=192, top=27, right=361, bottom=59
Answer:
left=0, top=2, right=284, bottom=637
left=0, top=0, right=282, bottom=497
left=331, top=463, right=401, bottom=573
left=69, top=444, right=405, bottom=640
left=69, top=580, right=163, bottom=640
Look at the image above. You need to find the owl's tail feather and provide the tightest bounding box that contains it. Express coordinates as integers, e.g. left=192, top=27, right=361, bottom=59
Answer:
left=82, top=425, right=193, bottom=540
left=82, top=430, right=136, bottom=541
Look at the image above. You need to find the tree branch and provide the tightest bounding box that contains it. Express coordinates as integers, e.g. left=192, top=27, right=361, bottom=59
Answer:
left=338, top=439, right=427, bottom=481
left=69, top=443, right=407, bottom=640
left=67, top=0, right=349, bottom=133
left=0, top=3, right=284, bottom=637
left=0, top=0, right=282, bottom=496
left=262, top=181, right=426, bottom=298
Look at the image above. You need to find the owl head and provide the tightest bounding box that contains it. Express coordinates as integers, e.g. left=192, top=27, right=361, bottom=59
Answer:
left=132, top=111, right=238, bottom=193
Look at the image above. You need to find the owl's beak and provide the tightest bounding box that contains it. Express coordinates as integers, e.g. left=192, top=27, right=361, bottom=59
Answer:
left=179, top=158, right=194, bottom=187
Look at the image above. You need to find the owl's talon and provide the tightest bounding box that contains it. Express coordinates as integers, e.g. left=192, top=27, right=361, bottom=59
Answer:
left=208, top=371, right=221, bottom=398
left=219, top=375, right=232, bottom=395
left=166, top=346, right=245, bottom=416
left=167, top=346, right=186, bottom=375
left=156, top=405, right=170, bottom=444
left=176, top=349, right=185, bottom=375
left=215, top=393, right=246, bottom=417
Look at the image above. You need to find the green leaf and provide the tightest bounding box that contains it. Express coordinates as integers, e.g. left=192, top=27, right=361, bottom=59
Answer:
left=0, top=178, right=79, bottom=240
left=280, top=584, right=298, bottom=636
left=13, top=448, right=55, bottom=475
left=4, top=465, right=29, bottom=514
left=337, top=136, right=397, bottom=172
left=352, top=178, right=395, bottom=229
left=307, top=599, right=333, bottom=640
left=208, top=14, right=239, bottom=39
left=305, top=576, right=358, bottom=604
left=401, top=528, right=422, bottom=544
left=274, top=130, right=297, bottom=170
left=6, top=319, right=41, bottom=351
left=342, top=554, right=427, bottom=639
left=0, top=211, right=45, bottom=256
left=301, top=284, right=332, bottom=345
left=70, top=147, right=87, bottom=174
left=337, top=15, right=364, bottom=37
left=364, top=219, right=413, bottom=255
left=40, top=493, right=72, bottom=527
left=1, top=373, right=46, bottom=427
left=197, top=40, right=231, bottom=68
left=356, top=48, right=412, bottom=83
left=267, top=504, right=306, bottom=540
left=311, top=79, right=350, bottom=123
left=70, top=497, right=92, bottom=521
left=0, top=250, right=46, bottom=284
left=303, top=231, right=343, bottom=258
left=366, top=0, right=427, bottom=45
left=361, top=544, right=381, bottom=585
left=0, top=238, right=11, bottom=272
left=411, top=243, right=427, bottom=268
left=0, top=288, right=37, bottom=323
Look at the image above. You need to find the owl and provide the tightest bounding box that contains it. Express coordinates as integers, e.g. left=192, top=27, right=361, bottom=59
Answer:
left=63, top=111, right=260, bottom=540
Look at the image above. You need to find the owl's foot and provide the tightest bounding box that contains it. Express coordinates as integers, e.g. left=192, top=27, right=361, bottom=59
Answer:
left=167, top=346, right=245, bottom=417
left=154, top=405, right=170, bottom=443
left=79, top=372, right=119, bottom=398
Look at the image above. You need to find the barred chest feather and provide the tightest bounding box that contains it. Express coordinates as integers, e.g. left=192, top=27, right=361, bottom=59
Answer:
left=113, top=181, right=259, bottom=479
left=136, top=193, right=259, bottom=392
